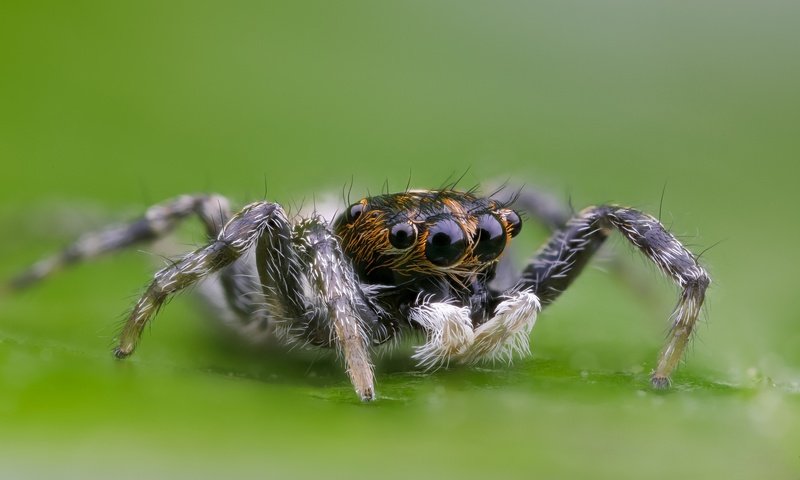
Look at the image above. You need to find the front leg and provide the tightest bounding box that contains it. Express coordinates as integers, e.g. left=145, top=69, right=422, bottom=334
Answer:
left=287, top=219, right=377, bottom=401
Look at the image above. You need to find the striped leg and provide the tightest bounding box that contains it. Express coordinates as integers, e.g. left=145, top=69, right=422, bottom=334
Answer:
left=490, top=184, right=657, bottom=303
left=287, top=219, right=377, bottom=401
left=6, top=194, right=232, bottom=290
left=114, top=201, right=279, bottom=359
left=519, top=205, right=711, bottom=387
left=6, top=194, right=267, bottom=329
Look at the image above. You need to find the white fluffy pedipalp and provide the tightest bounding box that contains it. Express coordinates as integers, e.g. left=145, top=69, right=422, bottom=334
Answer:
left=410, top=302, right=475, bottom=370
left=461, top=289, right=541, bottom=364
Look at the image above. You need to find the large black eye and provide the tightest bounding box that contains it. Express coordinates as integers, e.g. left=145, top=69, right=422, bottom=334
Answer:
left=473, top=214, right=506, bottom=262
left=388, top=222, right=416, bottom=249
left=345, top=202, right=365, bottom=223
left=425, top=218, right=467, bottom=266
left=505, top=210, right=522, bottom=237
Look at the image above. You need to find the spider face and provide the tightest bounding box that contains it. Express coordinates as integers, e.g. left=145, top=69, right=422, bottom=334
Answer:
left=333, top=190, right=522, bottom=286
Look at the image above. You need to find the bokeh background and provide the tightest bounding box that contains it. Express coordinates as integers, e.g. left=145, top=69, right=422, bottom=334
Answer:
left=1, top=1, right=799, bottom=478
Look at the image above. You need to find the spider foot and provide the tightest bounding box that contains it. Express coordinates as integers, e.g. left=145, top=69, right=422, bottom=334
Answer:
left=650, top=375, right=671, bottom=389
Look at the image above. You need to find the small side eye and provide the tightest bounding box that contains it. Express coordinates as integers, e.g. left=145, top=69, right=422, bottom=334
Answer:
left=505, top=210, right=522, bottom=237
left=345, top=202, right=365, bottom=223
left=425, top=218, right=467, bottom=267
left=389, top=222, right=417, bottom=249
left=473, top=214, right=506, bottom=262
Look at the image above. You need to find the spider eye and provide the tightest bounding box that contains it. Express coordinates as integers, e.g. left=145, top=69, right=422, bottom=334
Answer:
left=473, top=214, right=506, bottom=262
left=425, top=218, right=467, bottom=267
left=505, top=210, right=522, bottom=237
left=345, top=202, right=365, bottom=223
left=388, top=222, right=417, bottom=249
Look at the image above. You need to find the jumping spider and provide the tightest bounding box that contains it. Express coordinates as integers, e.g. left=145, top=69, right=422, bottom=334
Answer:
left=6, top=186, right=710, bottom=401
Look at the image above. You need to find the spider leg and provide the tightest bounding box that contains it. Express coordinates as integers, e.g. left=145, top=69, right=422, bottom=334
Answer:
left=490, top=185, right=659, bottom=306
left=518, top=205, right=711, bottom=388
left=6, top=194, right=232, bottom=290
left=253, top=216, right=377, bottom=400
left=113, top=201, right=279, bottom=359
left=6, top=194, right=265, bottom=328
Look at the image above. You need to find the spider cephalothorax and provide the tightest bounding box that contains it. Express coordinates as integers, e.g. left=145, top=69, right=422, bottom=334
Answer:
left=6, top=185, right=710, bottom=401
left=334, top=190, right=521, bottom=286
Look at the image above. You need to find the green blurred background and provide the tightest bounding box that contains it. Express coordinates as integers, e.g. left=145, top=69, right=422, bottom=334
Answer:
left=1, top=1, right=798, bottom=478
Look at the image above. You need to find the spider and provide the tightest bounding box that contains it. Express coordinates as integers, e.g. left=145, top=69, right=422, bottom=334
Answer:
left=5, top=186, right=710, bottom=401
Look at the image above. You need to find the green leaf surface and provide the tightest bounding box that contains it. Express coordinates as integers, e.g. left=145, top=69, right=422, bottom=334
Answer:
left=1, top=1, right=798, bottom=478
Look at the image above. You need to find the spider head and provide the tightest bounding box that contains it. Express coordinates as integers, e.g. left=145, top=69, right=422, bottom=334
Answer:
left=333, top=190, right=521, bottom=286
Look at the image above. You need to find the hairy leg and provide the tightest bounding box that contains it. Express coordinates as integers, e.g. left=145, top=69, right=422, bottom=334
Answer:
left=6, top=194, right=231, bottom=290
left=490, top=184, right=662, bottom=308
left=5, top=194, right=267, bottom=329
left=280, top=218, right=378, bottom=401
left=519, top=205, right=710, bottom=387
left=114, top=201, right=280, bottom=358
